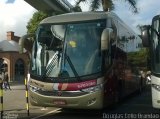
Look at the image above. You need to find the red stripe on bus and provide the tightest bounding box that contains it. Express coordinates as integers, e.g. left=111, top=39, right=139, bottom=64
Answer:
left=57, top=80, right=97, bottom=91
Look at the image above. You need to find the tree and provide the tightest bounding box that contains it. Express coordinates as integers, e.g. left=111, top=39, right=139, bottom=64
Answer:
left=74, top=0, right=138, bottom=13
left=26, top=8, right=82, bottom=34
left=72, top=5, right=82, bottom=12
left=127, top=48, right=148, bottom=69
left=26, top=11, right=51, bottom=34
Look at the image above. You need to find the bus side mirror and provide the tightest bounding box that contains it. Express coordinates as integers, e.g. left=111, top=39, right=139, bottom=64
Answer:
left=141, top=25, right=150, bottom=47
left=101, top=28, right=113, bottom=51
left=19, top=34, right=35, bottom=53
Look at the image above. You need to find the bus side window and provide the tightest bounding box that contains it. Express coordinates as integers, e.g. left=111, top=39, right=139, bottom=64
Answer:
left=155, top=40, right=160, bottom=63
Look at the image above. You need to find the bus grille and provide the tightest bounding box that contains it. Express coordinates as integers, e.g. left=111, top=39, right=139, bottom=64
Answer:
left=37, top=90, right=88, bottom=97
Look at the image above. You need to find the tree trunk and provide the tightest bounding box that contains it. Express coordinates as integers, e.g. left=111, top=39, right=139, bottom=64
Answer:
left=102, top=0, right=114, bottom=11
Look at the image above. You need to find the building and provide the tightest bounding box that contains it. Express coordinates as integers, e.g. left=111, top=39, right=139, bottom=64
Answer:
left=24, top=0, right=74, bottom=14
left=0, top=31, right=29, bottom=82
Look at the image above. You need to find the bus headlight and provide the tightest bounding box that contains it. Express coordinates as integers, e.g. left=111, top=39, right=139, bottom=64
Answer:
left=81, top=84, right=103, bottom=93
left=29, top=85, right=43, bottom=92
left=152, top=84, right=160, bottom=91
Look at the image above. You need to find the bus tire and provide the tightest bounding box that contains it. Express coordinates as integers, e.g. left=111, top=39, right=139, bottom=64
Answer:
left=139, top=78, right=143, bottom=94
left=113, top=91, right=120, bottom=108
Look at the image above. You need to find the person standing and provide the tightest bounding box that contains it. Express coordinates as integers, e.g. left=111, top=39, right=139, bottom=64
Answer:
left=2, top=71, right=11, bottom=90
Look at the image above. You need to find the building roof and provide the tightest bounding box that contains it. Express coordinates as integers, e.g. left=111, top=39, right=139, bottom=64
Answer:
left=0, top=40, right=19, bottom=52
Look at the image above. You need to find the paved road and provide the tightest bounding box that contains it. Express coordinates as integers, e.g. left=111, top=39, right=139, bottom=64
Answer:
left=1, top=84, right=160, bottom=119
left=2, top=84, right=55, bottom=119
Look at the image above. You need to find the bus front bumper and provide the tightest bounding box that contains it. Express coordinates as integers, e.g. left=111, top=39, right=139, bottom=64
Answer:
left=151, top=87, right=160, bottom=109
left=29, top=90, right=104, bottom=109
left=151, top=75, right=160, bottom=109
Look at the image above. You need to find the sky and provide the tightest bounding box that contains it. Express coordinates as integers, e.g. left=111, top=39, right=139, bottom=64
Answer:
left=0, top=0, right=160, bottom=41
left=70, top=0, right=160, bottom=33
left=0, top=0, right=36, bottom=40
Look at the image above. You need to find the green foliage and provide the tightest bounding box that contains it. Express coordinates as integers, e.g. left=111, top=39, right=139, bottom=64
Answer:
left=75, top=0, right=138, bottom=13
left=127, top=48, right=150, bottom=70
left=26, top=11, right=50, bottom=34
left=72, top=5, right=82, bottom=12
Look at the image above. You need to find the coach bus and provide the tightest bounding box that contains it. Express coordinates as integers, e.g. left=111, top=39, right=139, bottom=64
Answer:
left=19, top=11, right=145, bottom=109
left=141, top=15, right=160, bottom=109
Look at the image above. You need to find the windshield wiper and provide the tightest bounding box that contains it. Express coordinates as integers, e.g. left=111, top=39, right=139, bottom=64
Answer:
left=61, top=44, right=81, bottom=81
left=65, top=54, right=81, bottom=81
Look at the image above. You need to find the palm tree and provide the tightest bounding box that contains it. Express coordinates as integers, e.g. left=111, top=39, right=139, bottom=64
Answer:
left=74, top=0, right=138, bottom=13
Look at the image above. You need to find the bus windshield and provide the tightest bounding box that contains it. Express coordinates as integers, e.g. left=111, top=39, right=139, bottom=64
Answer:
left=151, top=19, right=160, bottom=73
left=31, top=20, right=105, bottom=79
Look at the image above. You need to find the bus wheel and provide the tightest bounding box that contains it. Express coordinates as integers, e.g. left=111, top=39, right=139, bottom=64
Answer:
left=112, top=91, right=121, bottom=109
left=111, top=92, right=120, bottom=109
left=139, top=78, right=143, bottom=94
left=114, top=92, right=119, bottom=105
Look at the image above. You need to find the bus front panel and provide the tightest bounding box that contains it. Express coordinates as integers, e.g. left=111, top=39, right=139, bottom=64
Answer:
left=151, top=75, right=160, bottom=108
left=28, top=78, right=104, bottom=109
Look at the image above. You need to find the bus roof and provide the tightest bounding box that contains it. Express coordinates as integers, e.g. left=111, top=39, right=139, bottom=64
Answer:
left=40, top=11, right=123, bottom=24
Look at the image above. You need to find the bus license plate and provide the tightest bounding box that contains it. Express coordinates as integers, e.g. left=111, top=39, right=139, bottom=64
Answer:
left=53, top=100, right=67, bottom=105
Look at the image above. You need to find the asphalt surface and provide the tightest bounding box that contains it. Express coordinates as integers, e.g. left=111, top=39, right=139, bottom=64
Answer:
left=1, top=83, right=160, bottom=119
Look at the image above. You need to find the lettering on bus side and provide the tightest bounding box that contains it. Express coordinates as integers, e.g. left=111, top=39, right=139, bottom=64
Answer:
left=77, top=81, right=96, bottom=89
